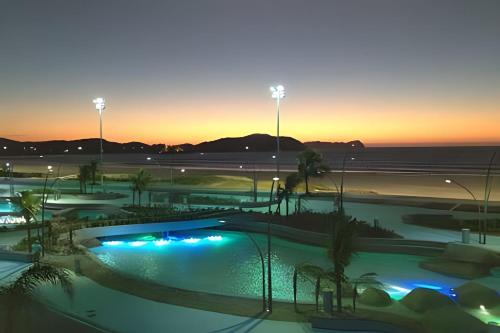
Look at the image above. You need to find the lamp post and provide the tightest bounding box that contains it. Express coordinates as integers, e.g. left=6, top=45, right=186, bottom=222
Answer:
left=93, top=97, right=106, bottom=190
left=270, top=85, right=285, bottom=183
left=5, top=162, right=14, bottom=196
left=41, top=165, right=53, bottom=256
left=265, top=85, right=285, bottom=313
left=445, top=178, right=482, bottom=242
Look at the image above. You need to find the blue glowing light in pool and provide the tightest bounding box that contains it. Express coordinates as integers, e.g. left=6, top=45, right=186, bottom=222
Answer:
left=384, top=281, right=455, bottom=300
left=102, top=241, right=124, bottom=246
left=206, top=235, right=222, bottom=241
left=183, top=237, right=201, bottom=244
left=154, top=239, right=171, bottom=246
left=413, top=283, right=442, bottom=290
left=101, top=235, right=224, bottom=248
left=129, top=241, right=147, bottom=247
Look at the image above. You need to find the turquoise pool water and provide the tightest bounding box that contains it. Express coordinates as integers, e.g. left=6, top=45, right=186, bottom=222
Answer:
left=90, top=230, right=495, bottom=303
left=0, top=201, right=16, bottom=213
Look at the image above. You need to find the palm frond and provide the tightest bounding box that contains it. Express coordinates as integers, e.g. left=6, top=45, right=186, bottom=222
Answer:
left=0, top=264, right=73, bottom=298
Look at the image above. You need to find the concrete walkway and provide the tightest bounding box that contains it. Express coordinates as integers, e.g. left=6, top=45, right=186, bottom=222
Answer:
left=35, top=274, right=377, bottom=333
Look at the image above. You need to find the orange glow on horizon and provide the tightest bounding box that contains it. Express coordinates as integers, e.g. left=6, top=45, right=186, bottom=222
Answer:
left=1, top=96, right=499, bottom=147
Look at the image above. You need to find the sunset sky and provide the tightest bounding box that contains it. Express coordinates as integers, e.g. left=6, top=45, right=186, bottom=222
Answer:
left=1, top=0, right=499, bottom=146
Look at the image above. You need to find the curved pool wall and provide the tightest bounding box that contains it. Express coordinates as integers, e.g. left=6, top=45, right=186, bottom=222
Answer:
left=74, top=218, right=224, bottom=243
left=89, top=229, right=497, bottom=304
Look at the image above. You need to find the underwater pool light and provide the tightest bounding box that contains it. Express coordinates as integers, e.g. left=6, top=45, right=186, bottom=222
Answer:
left=154, top=239, right=171, bottom=246
left=183, top=237, right=201, bottom=244
left=480, top=305, right=490, bottom=315
left=129, top=241, right=147, bottom=247
left=103, top=241, right=124, bottom=246
left=206, top=235, right=223, bottom=241
left=413, top=283, right=443, bottom=290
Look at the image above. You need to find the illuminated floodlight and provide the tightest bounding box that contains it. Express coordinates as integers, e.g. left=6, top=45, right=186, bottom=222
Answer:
left=270, top=85, right=285, bottom=99
left=272, top=155, right=276, bottom=159
left=272, top=177, right=279, bottom=181
left=3, top=146, right=6, bottom=150
left=245, top=146, right=249, bottom=150
left=103, top=241, right=124, bottom=246
left=181, top=168, right=186, bottom=173
left=154, top=239, right=171, bottom=246
left=218, top=220, right=226, bottom=224
left=93, top=97, right=106, bottom=113
left=47, top=165, right=53, bottom=171
left=129, top=241, right=147, bottom=247
left=5, top=162, right=10, bottom=167
left=206, top=235, right=223, bottom=242
left=146, top=157, right=152, bottom=161
left=183, top=237, right=201, bottom=244
left=78, top=146, right=83, bottom=150
left=445, top=179, right=452, bottom=184
left=239, top=165, right=243, bottom=169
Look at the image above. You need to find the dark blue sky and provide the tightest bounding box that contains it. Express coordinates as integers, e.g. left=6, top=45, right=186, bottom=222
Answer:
left=1, top=0, right=499, bottom=145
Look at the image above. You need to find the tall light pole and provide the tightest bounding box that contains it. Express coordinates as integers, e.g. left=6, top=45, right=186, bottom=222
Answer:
left=270, top=85, right=285, bottom=183
left=266, top=84, right=285, bottom=313
left=93, top=97, right=106, bottom=189
left=41, top=165, right=53, bottom=256
left=445, top=178, right=482, bottom=242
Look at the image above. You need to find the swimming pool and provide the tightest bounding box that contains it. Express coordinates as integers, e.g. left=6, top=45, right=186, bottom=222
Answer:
left=0, top=200, right=16, bottom=213
left=90, top=230, right=497, bottom=303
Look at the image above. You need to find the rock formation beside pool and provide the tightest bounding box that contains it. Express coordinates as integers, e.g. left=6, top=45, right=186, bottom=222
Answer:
left=420, top=242, right=500, bottom=279
left=400, top=288, right=455, bottom=313
left=358, top=287, right=392, bottom=307
left=421, top=306, right=488, bottom=333
left=454, top=282, right=500, bottom=308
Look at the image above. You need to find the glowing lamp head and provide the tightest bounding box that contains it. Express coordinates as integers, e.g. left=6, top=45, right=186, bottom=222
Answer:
left=273, top=177, right=280, bottom=181
left=270, top=85, right=285, bottom=99
left=445, top=179, right=452, bottom=184
left=93, top=97, right=106, bottom=113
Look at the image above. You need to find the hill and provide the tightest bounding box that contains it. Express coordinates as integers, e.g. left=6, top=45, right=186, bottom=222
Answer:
left=0, top=135, right=364, bottom=155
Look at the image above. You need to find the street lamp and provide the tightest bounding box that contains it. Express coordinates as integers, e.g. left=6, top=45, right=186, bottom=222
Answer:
left=445, top=178, right=483, bottom=243
left=270, top=85, right=285, bottom=182
left=266, top=85, right=285, bottom=313
left=40, top=165, right=53, bottom=256
left=93, top=97, right=106, bottom=189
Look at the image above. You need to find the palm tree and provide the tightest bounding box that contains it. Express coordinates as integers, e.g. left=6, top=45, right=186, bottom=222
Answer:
left=350, top=272, right=383, bottom=312
left=89, top=160, right=99, bottom=193
left=78, top=165, right=91, bottom=194
left=328, top=210, right=357, bottom=313
left=284, top=172, right=301, bottom=216
left=14, top=191, right=41, bottom=253
left=130, top=169, right=152, bottom=207
left=293, top=263, right=333, bottom=312
left=0, top=263, right=72, bottom=332
left=297, top=149, right=330, bottom=194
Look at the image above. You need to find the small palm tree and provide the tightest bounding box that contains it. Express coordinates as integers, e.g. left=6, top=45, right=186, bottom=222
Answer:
left=0, top=263, right=73, bottom=332
left=293, top=263, right=332, bottom=312
left=130, top=169, right=152, bottom=207
left=14, top=191, right=41, bottom=253
left=284, top=172, right=301, bottom=216
left=329, top=210, right=357, bottom=313
left=297, top=149, right=329, bottom=194
left=78, top=165, right=91, bottom=194
left=88, top=160, right=99, bottom=193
